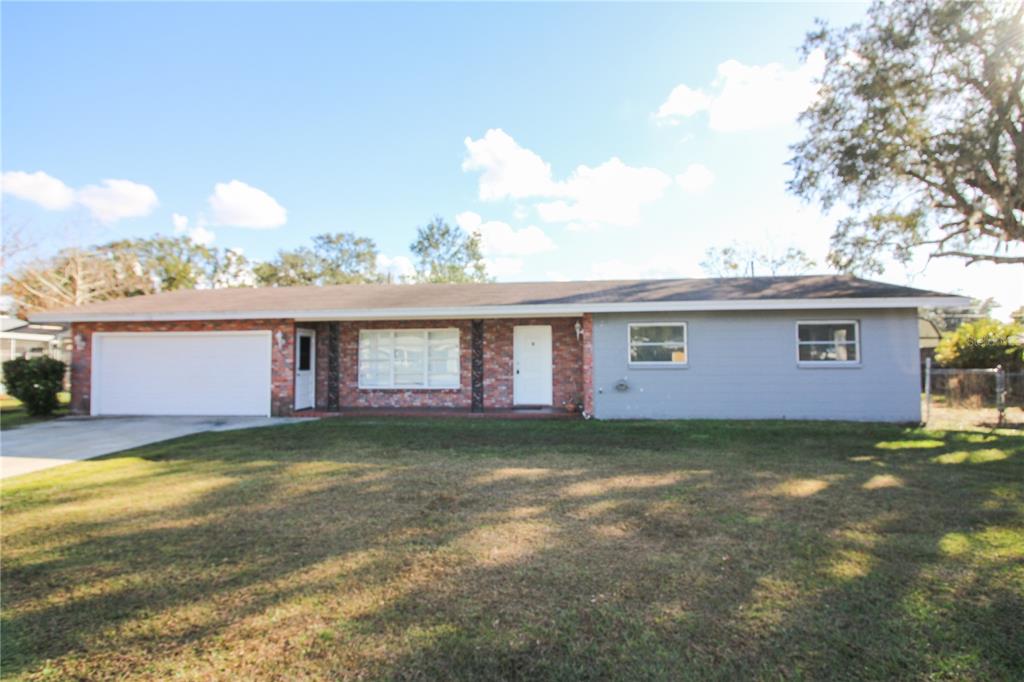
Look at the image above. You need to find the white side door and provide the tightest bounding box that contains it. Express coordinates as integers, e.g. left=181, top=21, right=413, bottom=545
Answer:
left=513, top=325, right=553, bottom=406
left=294, top=329, right=316, bottom=410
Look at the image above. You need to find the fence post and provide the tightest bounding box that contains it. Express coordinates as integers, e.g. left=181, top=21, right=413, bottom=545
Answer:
left=995, top=364, right=1006, bottom=427
left=924, top=356, right=932, bottom=425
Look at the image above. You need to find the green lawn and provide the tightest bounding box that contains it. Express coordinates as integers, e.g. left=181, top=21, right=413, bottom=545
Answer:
left=2, top=418, right=1022, bottom=680
left=0, top=392, right=71, bottom=430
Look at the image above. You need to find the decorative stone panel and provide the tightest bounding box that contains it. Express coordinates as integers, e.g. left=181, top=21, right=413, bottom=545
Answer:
left=582, top=313, right=595, bottom=416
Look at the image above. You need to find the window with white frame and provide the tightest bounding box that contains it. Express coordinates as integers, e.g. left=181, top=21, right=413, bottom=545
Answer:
left=628, top=323, right=688, bottom=365
left=358, top=329, right=460, bottom=388
left=796, top=321, right=859, bottom=364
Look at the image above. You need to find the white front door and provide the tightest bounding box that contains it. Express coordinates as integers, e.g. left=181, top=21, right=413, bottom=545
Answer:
left=295, top=329, right=316, bottom=410
left=513, top=325, right=553, bottom=406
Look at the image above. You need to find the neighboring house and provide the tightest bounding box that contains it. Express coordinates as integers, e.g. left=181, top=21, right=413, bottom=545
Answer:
left=32, top=275, right=966, bottom=422
left=0, top=316, right=71, bottom=393
left=918, top=317, right=943, bottom=370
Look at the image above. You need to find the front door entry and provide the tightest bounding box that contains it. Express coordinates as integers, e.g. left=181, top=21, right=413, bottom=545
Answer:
left=513, top=325, right=553, bottom=406
left=295, top=329, right=316, bottom=410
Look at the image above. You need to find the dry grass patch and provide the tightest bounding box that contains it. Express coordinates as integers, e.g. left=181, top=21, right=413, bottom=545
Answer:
left=2, top=418, right=1022, bottom=680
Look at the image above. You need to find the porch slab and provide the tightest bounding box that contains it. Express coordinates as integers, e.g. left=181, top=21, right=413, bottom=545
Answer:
left=299, top=407, right=582, bottom=419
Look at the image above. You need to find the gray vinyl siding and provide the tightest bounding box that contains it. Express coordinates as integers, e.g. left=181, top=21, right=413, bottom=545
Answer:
left=591, top=309, right=920, bottom=422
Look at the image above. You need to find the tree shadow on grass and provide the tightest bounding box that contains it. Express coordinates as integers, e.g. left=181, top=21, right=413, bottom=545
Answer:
left=1, top=419, right=1021, bottom=679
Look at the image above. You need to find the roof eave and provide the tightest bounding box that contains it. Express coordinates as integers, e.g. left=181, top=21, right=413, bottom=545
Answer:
left=30, top=295, right=972, bottom=323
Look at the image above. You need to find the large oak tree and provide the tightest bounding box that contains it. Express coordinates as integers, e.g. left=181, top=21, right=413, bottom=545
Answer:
left=409, top=216, right=489, bottom=284
left=253, top=232, right=381, bottom=286
left=789, top=0, right=1024, bottom=273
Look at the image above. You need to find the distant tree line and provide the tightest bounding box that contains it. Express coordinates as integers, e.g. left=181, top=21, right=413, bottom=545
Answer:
left=3, top=216, right=489, bottom=317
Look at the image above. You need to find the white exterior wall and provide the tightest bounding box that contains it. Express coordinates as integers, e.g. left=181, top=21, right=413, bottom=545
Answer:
left=591, top=308, right=921, bottom=422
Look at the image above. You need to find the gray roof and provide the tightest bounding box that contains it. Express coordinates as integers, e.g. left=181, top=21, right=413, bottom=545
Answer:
left=31, top=276, right=963, bottom=322
left=0, top=316, right=27, bottom=333
left=0, top=316, right=68, bottom=336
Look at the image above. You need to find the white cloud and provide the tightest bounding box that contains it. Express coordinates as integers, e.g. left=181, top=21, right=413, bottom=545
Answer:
left=654, top=49, right=826, bottom=132
left=675, top=163, right=715, bottom=193
left=2, top=171, right=158, bottom=222
left=377, top=254, right=416, bottom=281
left=655, top=84, right=713, bottom=121
left=74, top=179, right=159, bottom=223
left=1, top=171, right=76, bottom=210
left=188, top=225, right=216, bottom=246
left=462, top=130, right=671, bottom=229
left=534, top=158, right=671, bottom=229
left=171, top=212, right=216, bottom=246
left=208, top=180, right=287, bottom=228
left=589, top=255, right=695, bottom=281
left=484, top=257, right=525, bottom=278
left=462, top=129, right=557, bottom=200
left=455, top=211, right=556, bottom=256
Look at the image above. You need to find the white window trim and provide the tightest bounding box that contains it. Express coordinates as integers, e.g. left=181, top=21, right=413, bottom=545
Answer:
left=627, top=322, right=689, bottom=368
left=795, top=320, right=861, bottom=367
left=357, top=328, right=461, bottom=390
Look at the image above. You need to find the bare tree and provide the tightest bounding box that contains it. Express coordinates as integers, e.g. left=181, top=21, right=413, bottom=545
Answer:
left=3, top=247, right=152, bottom=316
left=1, top=218, right=34, bottom=271
left=701, top=244, right=817, bottom=278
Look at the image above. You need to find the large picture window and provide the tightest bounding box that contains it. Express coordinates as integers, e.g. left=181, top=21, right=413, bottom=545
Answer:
left=628, top=323, right=688, bottom=365
left=358, top=329, right=460, bottom=388
left=796, top=321, right=859, bottom=364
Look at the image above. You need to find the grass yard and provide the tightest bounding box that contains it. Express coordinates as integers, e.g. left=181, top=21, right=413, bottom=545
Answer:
left=2, top=418, right=1022, bottom=680
left=0, top=392, right=70, bottom=431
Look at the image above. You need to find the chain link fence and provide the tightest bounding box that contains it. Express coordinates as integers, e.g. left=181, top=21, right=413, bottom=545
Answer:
left=923, top=359, right=1023, bottom=427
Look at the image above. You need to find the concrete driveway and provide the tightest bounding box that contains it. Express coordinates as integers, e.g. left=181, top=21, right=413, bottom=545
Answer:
left=1, top=416, right=314, bottom=480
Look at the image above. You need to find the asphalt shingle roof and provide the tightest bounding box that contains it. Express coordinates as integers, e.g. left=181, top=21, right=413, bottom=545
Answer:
left=31, top=275, right=960, bottom=321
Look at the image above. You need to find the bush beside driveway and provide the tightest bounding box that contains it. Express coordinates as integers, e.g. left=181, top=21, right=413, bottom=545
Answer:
left=1, top=418, right=1021, bottom=680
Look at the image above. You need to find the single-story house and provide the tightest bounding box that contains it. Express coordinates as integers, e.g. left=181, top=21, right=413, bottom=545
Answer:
left=0, top=315, right=71, bottom=393
left=32, top=275, right=966, bottom=422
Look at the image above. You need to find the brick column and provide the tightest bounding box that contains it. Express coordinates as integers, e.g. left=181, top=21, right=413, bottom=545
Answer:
left=69, top=323, right=92, bottom=415
left=270, top=322, right=296, bottom=416
left=582, top=314, right=595, bottom=417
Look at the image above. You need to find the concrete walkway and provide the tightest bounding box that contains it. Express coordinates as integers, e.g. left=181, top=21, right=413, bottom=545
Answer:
left=1, top=416, right=314, bottom=480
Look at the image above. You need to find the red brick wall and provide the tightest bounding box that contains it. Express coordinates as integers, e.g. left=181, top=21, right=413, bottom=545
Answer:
left=313, top=317, right=584, bottom=410
left=68, top=320, right=297, bottom=416
left=68, top=316, right=588, bottom=415
left=481, top=318, right=584, bottom=409
left=338, top=320, right=475, bottom=408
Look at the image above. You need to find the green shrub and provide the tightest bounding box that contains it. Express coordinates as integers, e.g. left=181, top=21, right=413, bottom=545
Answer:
left=935, top=319, right=1024, bottom=371
left=2, top=357, right=67, bottom=416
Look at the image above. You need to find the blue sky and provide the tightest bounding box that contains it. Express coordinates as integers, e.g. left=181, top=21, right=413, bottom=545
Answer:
left=3, top=2, right=1020, bottom=315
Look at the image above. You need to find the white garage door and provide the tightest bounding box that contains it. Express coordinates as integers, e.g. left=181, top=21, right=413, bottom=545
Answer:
left=92, top=331, right=272, bottom=416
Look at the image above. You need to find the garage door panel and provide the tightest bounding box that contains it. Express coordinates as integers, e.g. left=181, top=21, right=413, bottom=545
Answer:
left=93, top=332, right=271, bottom=416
